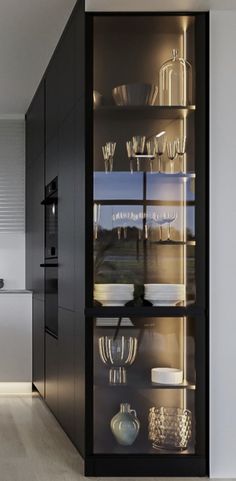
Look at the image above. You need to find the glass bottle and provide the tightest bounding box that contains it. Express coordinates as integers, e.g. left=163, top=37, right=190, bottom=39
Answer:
left=159, top=49, right=192, bottom=106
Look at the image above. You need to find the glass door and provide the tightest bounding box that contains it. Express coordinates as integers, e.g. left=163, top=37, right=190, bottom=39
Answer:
left=89, top=13, right=207, bottom=464
left=93, top=316, right=196, bottom=455
left=93, top=15, right=196, bottom=308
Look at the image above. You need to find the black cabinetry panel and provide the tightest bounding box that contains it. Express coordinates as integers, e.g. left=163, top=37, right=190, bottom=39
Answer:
left=45, top=135, right=58, bottom=187
left=58, top=308, right=75, bottom=442
left=58, top=110, right=75, bottom=311
left=75, top=1, right=85, bottom=102
left=45, top=332, right=58, bottom=417
left=32, top=152, right=45, bottom=300
left=26, top=153, right=44, bottom=298
left=45, top=17, right=75, bottom=144
left=74, top=100, right=86, bottom=455
left=26, top=81, right=44, bottom=166
left=32, top=298, right=45, bottom=398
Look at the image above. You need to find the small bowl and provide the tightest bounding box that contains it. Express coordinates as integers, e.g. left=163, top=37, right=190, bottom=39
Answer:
left=151, top=367, right=183, bottom=385
left=112, top=83, right=158, bottom=106
left=93, top=90, right=102, bottom=109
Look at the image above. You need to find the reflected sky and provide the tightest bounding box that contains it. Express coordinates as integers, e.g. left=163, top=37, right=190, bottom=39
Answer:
left=94, top=172, right=195, bottom=202
left=94, top=172, right=195, bottom=235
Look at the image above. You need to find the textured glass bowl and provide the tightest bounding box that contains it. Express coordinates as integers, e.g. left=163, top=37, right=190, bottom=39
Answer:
left=148, top=406, right=192, bottom=451
left=98, top=335, right=138, bottom=384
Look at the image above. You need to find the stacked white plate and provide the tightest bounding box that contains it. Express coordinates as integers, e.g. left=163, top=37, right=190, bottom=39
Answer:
left=144, top=284, right=185, bottom=306
left=151, top=367, right=183, bottom=385
left=94, top=284, right=134, bottom=306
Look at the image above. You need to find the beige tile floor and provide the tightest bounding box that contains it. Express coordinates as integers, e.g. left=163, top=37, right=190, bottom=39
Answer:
left=0, top=393, right=231, bottom=481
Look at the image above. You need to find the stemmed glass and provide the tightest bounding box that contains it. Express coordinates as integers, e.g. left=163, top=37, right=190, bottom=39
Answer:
left=155, top=135, right=167, bottom=173
left=167, top=140, right=177, bottom=173
left=151, top=212, right=167, bottom=242
left=151, top=211, right=177, bottom=241
left=112, top=212, right=122, bottom=240
left=112, top=211, right=130, bottom=240
left=126, top=140, right=135, bottom=174
left=146, top=139, right=156, bottom=173
left=102, top=142, right=116, bottom=173
left=93, top=203, right=101, bottom=240
left=176, top=136, right=187, bottom=173
left=164, top=211, right=177, bottom=241
left=132, top=136, right=146, bottom=172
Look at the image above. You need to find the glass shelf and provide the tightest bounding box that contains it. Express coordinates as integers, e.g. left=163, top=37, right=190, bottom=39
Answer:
left=94, top=105, right=196, bottom=120
left=94, top=382, right=196, bottom=390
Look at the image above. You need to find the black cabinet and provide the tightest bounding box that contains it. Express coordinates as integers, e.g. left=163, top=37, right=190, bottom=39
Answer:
left=26, top=151, right=44, bottom=298
left=32, top=152, right=45, bottom=300
left=58, top=308, right=75, bottom=442
left=26, top=81, right=45, bottom=167
left=26, top=82, right=45, bottom=295
left=45, top=135, right=58, bottom=188
left=58, top=110, right=75, bottom=311
left=45, top=332, right=58, bottom=417
left=45, top=16, right=75, bottom=144
left=26, top=4, right=208, bottom=478
left=32, top=298, right=45, bottom=398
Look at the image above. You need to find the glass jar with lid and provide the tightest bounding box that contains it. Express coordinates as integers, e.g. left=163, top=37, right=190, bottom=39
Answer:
left=159, top=49, right=192, bottom=106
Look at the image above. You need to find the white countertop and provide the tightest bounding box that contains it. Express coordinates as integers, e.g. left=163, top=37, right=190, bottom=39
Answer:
left=0, top=289, right=32, bottom=294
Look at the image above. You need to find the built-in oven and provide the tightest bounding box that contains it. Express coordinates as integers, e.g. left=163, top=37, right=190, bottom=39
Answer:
left=41, top=177, right=58, bottom=338
left=45, top=177, right=58, bottom=259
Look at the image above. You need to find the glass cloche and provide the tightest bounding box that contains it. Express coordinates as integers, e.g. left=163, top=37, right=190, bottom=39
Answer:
left=159, top=49, right=192, bottom=106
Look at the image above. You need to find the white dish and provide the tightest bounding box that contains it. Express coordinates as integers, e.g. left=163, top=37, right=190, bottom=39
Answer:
left=145, top=283, right=184, bottom=288
left=151, top=367, right=183, bottom=385
left=99, top=301, right=129, bottom=306
left=95, top=284, right=133, bottom=286
left=94, top=291, right=133, bottom=300
left=149, top=301, right=180, bottom=306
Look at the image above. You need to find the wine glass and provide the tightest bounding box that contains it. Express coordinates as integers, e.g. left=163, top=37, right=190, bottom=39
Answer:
left=126, top=140, right=135, bottom=174
left=146, top=139, right=156, bottom=173
left=167, top=140, right=177, bottom=173
left=102, top=142, right=116, bottom=173
left=154, top=135, right=167, bottom=172
left=176, top=136, right=187, bottom=173
left=132, top=136, right=146, bottom=172
left=163, top=211, right=177, bottom=241
left=152, top=212, right=167, bottom=242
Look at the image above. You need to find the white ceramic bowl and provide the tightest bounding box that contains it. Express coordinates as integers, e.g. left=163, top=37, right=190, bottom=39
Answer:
left=151, top=367, right=183, bottom=385
left=98, top=300, right=129, bottom=306
left=95, top=284, right=134, bottom=289
left=95, top=295, right=133, bottom=301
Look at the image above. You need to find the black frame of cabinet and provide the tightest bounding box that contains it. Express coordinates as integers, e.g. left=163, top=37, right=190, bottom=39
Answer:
left=83, top=11, right=209, bottom=477
left=26, top=4, right=209, bottom=478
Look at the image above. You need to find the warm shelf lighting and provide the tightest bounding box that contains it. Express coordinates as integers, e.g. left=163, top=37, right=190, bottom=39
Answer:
left=156, top=131, right=166, bottom=138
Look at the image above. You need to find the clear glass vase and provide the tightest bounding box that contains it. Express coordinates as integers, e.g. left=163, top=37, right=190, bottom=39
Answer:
left=159, top=49, right=192, bottom=106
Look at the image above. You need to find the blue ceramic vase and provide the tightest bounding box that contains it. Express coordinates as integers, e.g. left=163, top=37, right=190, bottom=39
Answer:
left=110, top=403, right=140, bottom=446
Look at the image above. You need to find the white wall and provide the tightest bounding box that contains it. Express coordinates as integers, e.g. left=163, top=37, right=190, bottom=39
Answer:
left=0, top=119, right=25, bottom=289
left=210, top=10, right=236, bottom=478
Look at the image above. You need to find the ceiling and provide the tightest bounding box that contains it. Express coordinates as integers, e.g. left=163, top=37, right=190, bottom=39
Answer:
left=0, top=0, right=77, bottom=115
left=86, top=0, right=236, bottom=11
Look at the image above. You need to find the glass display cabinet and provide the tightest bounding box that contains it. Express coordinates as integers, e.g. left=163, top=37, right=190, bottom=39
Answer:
left=85, top=12, right=208, bottom=477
